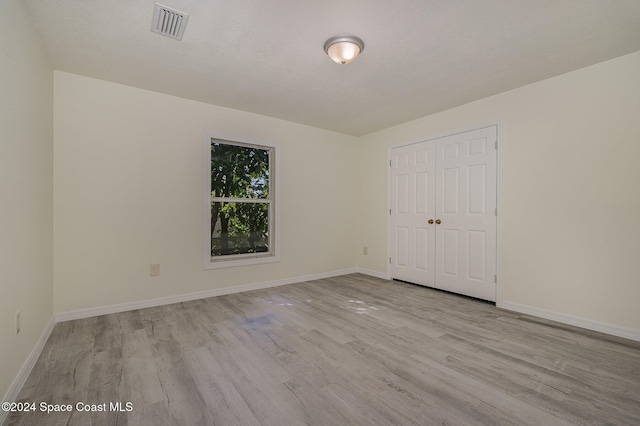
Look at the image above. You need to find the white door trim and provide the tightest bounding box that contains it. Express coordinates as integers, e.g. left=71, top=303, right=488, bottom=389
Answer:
left=387, top=121, right=503, bottom=303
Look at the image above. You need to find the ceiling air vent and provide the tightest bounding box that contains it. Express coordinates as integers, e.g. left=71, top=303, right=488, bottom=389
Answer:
left=151, top=3, right=189, bottom=41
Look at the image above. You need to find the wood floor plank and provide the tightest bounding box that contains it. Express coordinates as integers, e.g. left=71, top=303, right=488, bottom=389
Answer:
left=183, top=347, right=261, bottom=426
left=8, top=274, right=640, bottom=425
left=119, top=328, right=165, bottom=409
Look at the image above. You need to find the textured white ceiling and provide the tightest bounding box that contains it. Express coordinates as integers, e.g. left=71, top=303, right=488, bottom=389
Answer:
left=25, top=0, right=640, bottom=136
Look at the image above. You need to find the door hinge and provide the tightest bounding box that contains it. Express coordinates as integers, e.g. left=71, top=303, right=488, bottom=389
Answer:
left=390, top=160, right=392, bottom=167
left=389, top=257, right=392, bottom=264
left=389, top=209, right=392, bottom=215
left=494, top=275, right=497, bottom=284
left=495, top=140, right=498, bottom=150
left=495, top=207, right=497, bottom=216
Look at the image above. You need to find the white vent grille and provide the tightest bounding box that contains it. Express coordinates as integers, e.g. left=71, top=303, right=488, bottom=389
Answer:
left=151, top=3, right=189, bottom=41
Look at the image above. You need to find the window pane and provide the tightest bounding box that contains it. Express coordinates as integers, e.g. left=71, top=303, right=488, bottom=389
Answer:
left=211, top=141, right=269, bottom=199
left=211, top=202, right=269, bottom=256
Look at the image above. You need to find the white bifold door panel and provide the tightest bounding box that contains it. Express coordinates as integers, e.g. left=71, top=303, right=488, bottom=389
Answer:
left=390, top=141, right=437, bottom=287
left=390, top=126, right=497, bottom=302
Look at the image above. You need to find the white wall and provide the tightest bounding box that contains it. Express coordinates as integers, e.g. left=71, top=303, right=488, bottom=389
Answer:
left=0, top=0, right=54, bottom=401
left=357, top=51, right=640, bottom=331
left=53, top=71, right=359, bottom=312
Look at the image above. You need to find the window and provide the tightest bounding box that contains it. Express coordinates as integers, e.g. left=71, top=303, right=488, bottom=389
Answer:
left=204, top=136, right=278, bottom=268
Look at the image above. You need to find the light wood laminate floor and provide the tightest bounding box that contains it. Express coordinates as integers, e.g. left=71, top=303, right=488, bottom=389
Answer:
left=8, top=274, right=640, bottom=425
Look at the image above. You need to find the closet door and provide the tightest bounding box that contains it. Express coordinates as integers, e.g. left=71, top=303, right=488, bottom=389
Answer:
left=435, top=126, right=497, bottom=301
left=389, top=125, right=497, bottom=302
left=389, top=141, right=436, bottom=287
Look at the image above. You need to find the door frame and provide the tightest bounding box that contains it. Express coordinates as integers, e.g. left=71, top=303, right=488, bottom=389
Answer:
left=387, top=121, right=503, bottom=304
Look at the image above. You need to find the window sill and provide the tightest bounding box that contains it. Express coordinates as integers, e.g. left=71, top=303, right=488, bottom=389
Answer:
left=204, top=253, right=279, bottom=270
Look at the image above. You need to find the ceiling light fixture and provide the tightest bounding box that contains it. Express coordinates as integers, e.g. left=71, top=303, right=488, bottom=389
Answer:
left=324, top=35, right=365, bottom=65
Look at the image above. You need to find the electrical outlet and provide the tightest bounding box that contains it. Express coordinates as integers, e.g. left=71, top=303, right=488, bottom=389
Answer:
left=150, top=264, right=160, bottom=277
left=363, top=247, right=368, bottom=255
left=15, top=311, right=20, bottom=335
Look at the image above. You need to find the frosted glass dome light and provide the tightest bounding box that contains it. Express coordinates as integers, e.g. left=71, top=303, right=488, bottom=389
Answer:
left=324, top=35, right=365, bottom=65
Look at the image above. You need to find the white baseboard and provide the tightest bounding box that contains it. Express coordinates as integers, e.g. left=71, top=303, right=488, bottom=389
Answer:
left=497, top=300, right=640, bottom=342
left=356, top=268, right=390, bottom=280
left=55, top=268, right=359, bottom=323
left=1, top=316, right=55, bottom=426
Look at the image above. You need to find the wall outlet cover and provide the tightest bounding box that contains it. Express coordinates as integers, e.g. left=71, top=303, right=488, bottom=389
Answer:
left=150, top=264, right=160, bottom=277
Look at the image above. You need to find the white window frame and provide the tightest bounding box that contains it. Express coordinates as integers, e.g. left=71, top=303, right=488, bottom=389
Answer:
left=204, top=133, right=279, bottom=269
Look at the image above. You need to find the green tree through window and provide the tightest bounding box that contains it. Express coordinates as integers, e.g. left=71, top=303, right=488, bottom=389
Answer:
left=210, top=140, right=272, bottom=257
